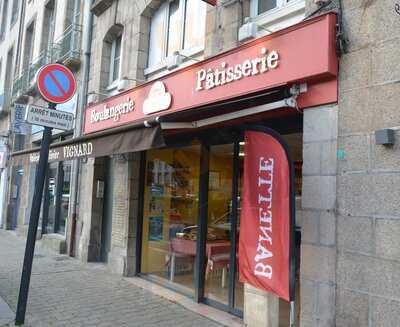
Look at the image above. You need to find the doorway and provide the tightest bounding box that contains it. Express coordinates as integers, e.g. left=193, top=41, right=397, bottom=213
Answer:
left=40, top=161, right=72, bottom=235
left=100, top=157, right=113, bottom=262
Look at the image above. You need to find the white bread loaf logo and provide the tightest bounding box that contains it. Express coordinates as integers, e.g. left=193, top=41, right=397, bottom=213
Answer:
left=143, top=81, right=172, bottom=115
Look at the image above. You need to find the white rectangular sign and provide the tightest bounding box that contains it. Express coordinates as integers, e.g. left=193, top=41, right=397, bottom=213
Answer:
left=0, top=146, right=7, bottom=169
left=13, top=103, right=30, bottom=135
left=25, top=105, right=74, bottom=131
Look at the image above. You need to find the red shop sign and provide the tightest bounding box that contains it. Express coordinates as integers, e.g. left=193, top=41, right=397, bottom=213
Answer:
left=238, top=128, right=295, bottom=301
left=202, top=0, right=217, bottom=5
left=83, top=13, right=338, bottom=135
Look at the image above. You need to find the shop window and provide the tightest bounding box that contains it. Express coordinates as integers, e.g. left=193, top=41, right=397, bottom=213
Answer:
left=146, top=0, right=206, bottom=73
left=250, top=0, right=305, bottom=34
left=141, top=144, right=201, bottom=295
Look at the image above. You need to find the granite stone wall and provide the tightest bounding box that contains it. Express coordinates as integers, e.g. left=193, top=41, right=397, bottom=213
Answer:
left=335, top=0, right=400, bottom=326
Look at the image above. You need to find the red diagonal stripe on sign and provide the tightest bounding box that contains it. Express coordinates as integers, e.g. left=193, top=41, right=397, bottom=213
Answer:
left=48, top=71, right=68, bottom=97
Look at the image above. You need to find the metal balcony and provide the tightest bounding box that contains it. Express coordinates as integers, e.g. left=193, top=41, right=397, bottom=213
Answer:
left=52, top=24, right=82, bottom=67
left=11, top=50, right=52, bottom=102
left=11, top=24, right=82, bottom=102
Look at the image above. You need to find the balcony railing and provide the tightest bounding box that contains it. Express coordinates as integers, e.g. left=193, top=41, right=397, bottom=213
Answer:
left=53, top=24, right=82, bottom=65
left=12, top=50, right=52, bottom=101
left=11, top=24, right=82, bottom=102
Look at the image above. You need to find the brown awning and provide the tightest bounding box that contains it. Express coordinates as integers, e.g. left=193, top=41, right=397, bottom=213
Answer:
left=11, top=126, right=165, bottom=165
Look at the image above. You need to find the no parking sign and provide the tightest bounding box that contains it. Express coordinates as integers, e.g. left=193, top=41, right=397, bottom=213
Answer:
left=36, top=63, right=76, bottom=104
left=16, top=63, right=77, bottom=325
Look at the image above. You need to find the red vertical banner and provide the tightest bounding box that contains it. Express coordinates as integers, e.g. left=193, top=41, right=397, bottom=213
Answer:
left=239, top=129, right=292, bottom=301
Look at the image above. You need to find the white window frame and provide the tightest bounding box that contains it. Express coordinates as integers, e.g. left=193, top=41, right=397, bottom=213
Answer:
left=10, top=0, right=19, bottom=27
left=145, top=0, right=206, bottom=76
left=250, top=0, right=305, bottom=35
left=108, top=34, right=122, bottom=87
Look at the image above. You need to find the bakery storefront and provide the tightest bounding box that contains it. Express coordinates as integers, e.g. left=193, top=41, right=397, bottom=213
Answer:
left=12, top=13, right=338, bottom=323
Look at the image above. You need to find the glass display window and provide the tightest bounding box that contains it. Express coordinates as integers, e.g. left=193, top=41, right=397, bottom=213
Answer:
left=141, top=144, right=201, bottom=295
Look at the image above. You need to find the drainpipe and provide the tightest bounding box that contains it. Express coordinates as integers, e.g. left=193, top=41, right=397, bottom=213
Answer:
left=69, top=0, right=94, bottom=256
left=14, top=0, right=26, bottom=73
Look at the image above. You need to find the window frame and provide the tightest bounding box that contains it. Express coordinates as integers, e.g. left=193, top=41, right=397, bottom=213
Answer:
left=145, top=0, right=206, bottom=76
left=10, top=0, right=19, bottom=28
left=250, top=0, right=305, bottom=35
left=108, top=34, right=122, bottom=86
left=0, top=0, right=9, bottom=40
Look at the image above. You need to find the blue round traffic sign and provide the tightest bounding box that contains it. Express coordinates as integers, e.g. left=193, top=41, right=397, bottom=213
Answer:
left=37, top=64, right=76, bottom=104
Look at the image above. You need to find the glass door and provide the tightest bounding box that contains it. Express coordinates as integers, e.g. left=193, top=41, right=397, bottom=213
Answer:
left=45, top=163, right=58, bottom=233
left=203, top=141, right=243, bottom=315
left=58, top=161, right=71, bottom=234
left=40, top=161, right=71, bottom=235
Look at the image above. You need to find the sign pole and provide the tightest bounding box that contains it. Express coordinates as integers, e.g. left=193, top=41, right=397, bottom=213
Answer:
left=15, top=103, right=55, bottom=326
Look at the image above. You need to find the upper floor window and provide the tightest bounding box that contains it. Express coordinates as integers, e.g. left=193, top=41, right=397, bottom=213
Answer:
left=10, top=0, right=19, bottom=27
left=0, top=0, right=9, bottom=39
left=109, top=35, right=122, bottom=84
left=147, top=0, right=206, bottom=71
left=23, top=21, right=35, bottom=70
left=250, top=0, right=305, bottom=33
left=40, top=0, right=55, bottom=53
left=0, top=60, right=3, bottom=92
left=100, top=24, right=123, bottom=91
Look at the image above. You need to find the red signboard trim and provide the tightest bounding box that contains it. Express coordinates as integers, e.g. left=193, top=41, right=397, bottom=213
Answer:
left=83, top=13, right=338, bottom=134
left=37, top=64, right=76, bottom=104
left=202, top=0, right=217, bottom=5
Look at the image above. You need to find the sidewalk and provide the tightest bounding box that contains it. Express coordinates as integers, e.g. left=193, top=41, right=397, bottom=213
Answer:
left=0, top=295, right=13, bottom=326
left=0, top=230, right=226, bottom=327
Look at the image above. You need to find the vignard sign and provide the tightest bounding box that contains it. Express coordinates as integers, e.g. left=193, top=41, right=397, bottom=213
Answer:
left=29, top=141, right=93, bottom=163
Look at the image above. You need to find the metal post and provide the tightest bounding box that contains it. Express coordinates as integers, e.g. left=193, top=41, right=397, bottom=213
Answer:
left=15, top=103, right=55, bottom=326
left=194, top=144, right=209, bottom=303
left=228, top=140, right=240, bottom=310
left=290, top=301, right=296, bottom=327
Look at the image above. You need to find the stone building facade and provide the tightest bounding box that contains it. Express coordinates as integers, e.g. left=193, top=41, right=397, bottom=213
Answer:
left=2, top=0, right=88, bottom=247
left=3, top=0, right=400, bottom=326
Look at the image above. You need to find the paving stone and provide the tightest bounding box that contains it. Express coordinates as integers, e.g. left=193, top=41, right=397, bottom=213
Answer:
left=0, top=230, right=223, bottom=327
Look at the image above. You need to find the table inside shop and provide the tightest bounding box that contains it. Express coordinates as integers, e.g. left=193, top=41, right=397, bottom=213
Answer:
left=169, top=238, right=231, bottom=284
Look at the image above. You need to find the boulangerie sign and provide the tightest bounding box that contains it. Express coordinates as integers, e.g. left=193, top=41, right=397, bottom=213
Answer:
left=238, top=129, right=293, bottom=301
